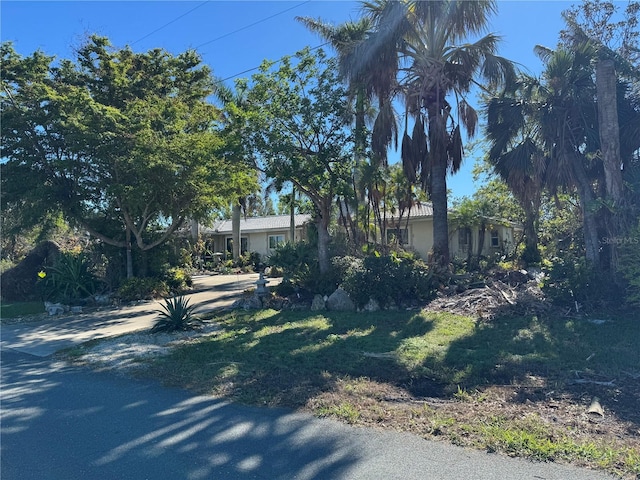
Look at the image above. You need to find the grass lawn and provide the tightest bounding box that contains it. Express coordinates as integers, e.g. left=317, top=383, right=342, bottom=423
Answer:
left=135, top=309, right=639, bottom=477
left=1, top=300, right=45, bottom=319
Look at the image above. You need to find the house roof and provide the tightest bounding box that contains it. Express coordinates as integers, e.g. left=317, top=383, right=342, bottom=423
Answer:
left=202, top=214, right=312, bottom=235
left=388, top=203, right=433, bottom=218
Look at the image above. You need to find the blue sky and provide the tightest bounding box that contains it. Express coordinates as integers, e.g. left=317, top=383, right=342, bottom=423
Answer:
left=2, top=1, right=576, bottom=199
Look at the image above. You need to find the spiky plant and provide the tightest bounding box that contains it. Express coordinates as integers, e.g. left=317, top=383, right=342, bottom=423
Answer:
left=150, top=296, right=200, bottom=333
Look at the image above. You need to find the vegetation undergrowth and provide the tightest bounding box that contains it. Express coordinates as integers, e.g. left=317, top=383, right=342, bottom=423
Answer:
left=137, top=308, right=640, bottom=478
left=0, top=300, right=45, bottom=319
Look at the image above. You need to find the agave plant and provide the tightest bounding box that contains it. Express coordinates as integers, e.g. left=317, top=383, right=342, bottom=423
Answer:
left=150, top=296, right=200, bottom=333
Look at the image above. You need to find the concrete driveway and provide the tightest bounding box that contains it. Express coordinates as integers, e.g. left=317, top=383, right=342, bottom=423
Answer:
left=0, top=273, right=262, bottom=357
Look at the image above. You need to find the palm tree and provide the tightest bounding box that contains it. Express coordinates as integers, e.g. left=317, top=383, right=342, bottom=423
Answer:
left=214, top=81, right=260, bottom=260
left=356, top=0, right=515, bottom=265
left=486, top=45, right=614, bottom=267
left=537, top=45, right=603, bottom=266
left=484, top=75, right=548, bottom=264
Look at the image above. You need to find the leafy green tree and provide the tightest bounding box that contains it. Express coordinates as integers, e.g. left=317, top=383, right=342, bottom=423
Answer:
left=238, top=48, right=354, bottom=274
left=296, top=15, right=376, bottom=243
left=1, top=37, right=249, bottom=277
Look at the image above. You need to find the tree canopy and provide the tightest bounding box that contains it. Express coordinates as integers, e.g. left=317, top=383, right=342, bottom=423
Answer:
left=235, top=48, right=354, bottom=273
left=1, top=37, right=254, bottom=276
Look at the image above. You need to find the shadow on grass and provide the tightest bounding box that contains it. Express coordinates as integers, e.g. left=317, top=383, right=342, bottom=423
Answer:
left=147, top=309, right=437, bottom=407
left=439, top=312, right=640, bottom=429
left=145, top=307, right=639, bottom=431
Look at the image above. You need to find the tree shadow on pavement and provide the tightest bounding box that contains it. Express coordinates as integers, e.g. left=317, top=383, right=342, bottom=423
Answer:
left=0, top=349, right=363, bottom=480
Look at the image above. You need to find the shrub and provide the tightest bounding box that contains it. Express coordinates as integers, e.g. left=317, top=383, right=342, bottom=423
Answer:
left=540, top=254, right=590, bottom=306
left=267, top=241, right=320, bottom=290
left=163, top=267, right=192, bottom=293
left=151, top=296, right=200, bottom=333
left=45, top=251, right=98, bottom=303
left=342, top=253, right=436, bottom=308
left=116, top=277, right=168, bottom=302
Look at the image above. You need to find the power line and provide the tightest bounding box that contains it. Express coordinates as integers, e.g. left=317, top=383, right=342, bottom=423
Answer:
left=215, top=42, right=329, bottom=84
left=195, top=1, right=311, bottom=50
left=130, top=1, right=210, bottom=46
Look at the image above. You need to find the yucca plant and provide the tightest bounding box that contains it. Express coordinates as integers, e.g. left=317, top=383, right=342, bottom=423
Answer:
left=150, top=296, right=200, bottom=333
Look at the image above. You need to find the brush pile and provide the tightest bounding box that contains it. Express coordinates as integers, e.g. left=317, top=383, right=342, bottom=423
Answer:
left=426, top=270, right=552, bottom=320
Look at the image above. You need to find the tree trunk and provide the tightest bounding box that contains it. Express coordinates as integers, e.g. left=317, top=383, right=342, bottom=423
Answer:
left=466, top=226, right=473, bottom=266
left=477, top=223, right=486, bottom=262
left=573, top=162, right=601, bottom=267
left=523, top=214, right=540, bottom=263
left=430, top=159, right=450, bottom=265
left=596, top=58, right=624, bottom=204
left=596, top=58, right=623, bottom=273
left=316, top=198, right=332, bottom=275
left=125, top=227, right=133, bottom=279
left=232, top=202, right=241, bottom=260
left=289, top=186, right=296, bottom=243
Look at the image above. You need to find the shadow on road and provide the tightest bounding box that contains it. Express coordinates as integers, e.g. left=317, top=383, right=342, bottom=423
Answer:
left=0, top=349, right=361, bottom=480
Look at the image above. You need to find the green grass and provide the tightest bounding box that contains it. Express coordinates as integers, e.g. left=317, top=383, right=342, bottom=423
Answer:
left=136, top=308, right=639, bottom=477
left=1, top=301, right=45, bottom=319
left=144, top=309, right=640, bottom=400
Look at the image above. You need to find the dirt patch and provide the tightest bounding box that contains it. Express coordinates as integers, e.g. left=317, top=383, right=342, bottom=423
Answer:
left=308, top=377, right=640, bottom=478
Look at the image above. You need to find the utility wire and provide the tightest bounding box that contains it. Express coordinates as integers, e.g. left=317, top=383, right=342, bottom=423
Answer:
left=130, top=1, right=210, bottom=45
left=215, top=41, right=329, bottom=84
left=195, top=0, right=311, bottom=49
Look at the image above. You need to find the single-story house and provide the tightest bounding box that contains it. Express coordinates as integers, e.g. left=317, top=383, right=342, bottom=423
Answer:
left=378, top=204, right=521, bottom=260
left=193, top=214, right=312, bottom=259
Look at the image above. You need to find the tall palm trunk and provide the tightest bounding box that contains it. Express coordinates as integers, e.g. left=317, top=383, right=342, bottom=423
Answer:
left=232, top=202, right=241, bottom=260
left=431, top=159, right=450, bottom=265
left=429, top=104, right=451, bottom=265
left=596, top=59, right=624, bottom=204
left=596, top=58, right=624, bottom=272
left=573, top=160, right=601, bottom=266
left=522, top=205, right=540, bottom=263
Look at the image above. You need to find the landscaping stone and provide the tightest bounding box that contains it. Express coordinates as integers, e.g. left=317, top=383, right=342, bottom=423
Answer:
left=362, top=298, right=380, bottom=312
left=327, top=288, right=355, bottom=311
left=44, top=302, right=66, bottom=316
left=242, top=295, right=263, bottom=310
left=311, top=294, right=326, bottom=311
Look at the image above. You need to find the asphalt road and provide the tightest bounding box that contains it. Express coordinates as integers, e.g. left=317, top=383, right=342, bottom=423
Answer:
left=0, top=274, right=614, bottom=479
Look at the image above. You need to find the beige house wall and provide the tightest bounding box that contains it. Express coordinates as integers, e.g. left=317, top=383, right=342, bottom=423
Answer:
left=213, top=228, right=304, bottom=259
left=404, top=217, right=434, bottom=259
left=449, top=224, right=517, bottom=259
left=387, top=217, right=518, bottom=261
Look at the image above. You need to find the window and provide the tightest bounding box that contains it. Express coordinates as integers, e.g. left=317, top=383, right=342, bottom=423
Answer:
left=268, top=234, right=285, bottom=249
left=458, top=229, right=471, bottom=251
left=226, top=237, right=248, bottom=255
left=386, top=228, right=409, bottom=245
left=490, top=230, right=500, bottom=248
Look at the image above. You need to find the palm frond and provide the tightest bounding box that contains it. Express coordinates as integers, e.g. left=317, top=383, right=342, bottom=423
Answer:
left=448, top=125, right=463, bottom=174
left=457, top=99, right=478, bottom=138
left=371, top=99, right=398, bottom=164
